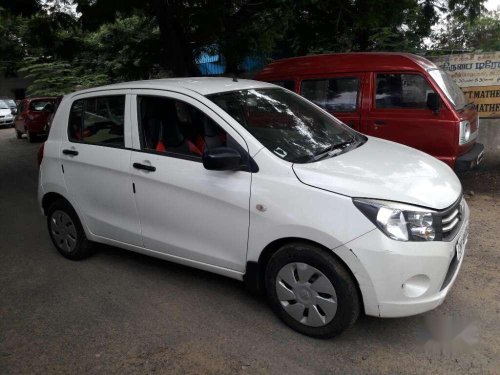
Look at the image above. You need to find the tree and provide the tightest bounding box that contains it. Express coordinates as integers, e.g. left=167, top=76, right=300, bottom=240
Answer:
left=431, top=8, right=500, bottom=51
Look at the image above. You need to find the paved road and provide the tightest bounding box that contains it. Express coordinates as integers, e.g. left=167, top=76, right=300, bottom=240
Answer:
left=0, top=127, right=498, bottom=374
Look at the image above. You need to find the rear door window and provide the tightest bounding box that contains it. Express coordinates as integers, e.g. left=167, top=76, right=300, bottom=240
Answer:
left=301, top=77, right=360, bottom=112
left=68, top=96, right=125, bottom=147
left=375, top=73, right=435, bottom=109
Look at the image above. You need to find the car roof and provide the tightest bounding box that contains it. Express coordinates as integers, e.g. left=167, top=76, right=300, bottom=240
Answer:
left=70, top=77, right=276, bottom=97
left=256, top=52, right=439, bottom=78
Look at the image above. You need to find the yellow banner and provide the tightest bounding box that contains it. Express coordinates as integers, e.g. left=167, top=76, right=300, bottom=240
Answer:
left=430, top=52, right=500, bottom=118
left=461, top=86, right=500, bottom=118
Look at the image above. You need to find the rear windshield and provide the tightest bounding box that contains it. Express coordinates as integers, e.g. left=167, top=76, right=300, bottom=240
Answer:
left=30, top=100, right=54, bottom=111
left=0, top=101, right=9, bottom=109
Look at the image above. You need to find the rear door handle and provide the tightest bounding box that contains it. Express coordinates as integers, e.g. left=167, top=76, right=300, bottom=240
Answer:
left=374, top=120, right=386, bottom=125
left=133, top=162, right=156, bottom=172
left=62, top=149, right=78, bottom=156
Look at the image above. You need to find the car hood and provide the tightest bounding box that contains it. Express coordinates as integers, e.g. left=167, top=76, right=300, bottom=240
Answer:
left=292, top=137, right=462, bottom=210
left=0, top=109, right=12, bottom=116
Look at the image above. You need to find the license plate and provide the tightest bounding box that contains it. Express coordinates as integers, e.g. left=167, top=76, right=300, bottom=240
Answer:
left=456, top=221, right=468, bottom=262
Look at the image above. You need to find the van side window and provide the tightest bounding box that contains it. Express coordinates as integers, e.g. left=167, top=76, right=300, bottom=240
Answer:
left=68, top=96, right=125, bottom=147
left=137, top=96, right=230, bottom=159
left=376, top=74, right=435, bottom=109
left=300, top=77, right=360, bottom=112
left=269, top=80, right=295, bottom=91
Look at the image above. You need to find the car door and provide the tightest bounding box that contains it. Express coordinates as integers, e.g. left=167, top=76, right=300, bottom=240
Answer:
left=129, top=90, right=252, bottom=272
left=363, top=72, right=450, bottom=156
left=299, top=75, right=364, bottom=131
left=60, top=91, right=142, bottom=246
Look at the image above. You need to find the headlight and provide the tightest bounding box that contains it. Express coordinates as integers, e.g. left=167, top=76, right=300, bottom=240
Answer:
left=353, top=199, right=436, bottom=241
left=459, top=120, right=471, bottom=145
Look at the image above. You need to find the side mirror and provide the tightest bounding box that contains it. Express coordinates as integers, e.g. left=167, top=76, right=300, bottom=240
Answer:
left=427, top=92, right=441, bottom=114
left=202, top=147, right=242, bottom=171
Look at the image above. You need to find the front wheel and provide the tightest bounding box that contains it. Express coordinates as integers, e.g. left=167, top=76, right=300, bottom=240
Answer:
left=265, top=242, right=360, bottom=338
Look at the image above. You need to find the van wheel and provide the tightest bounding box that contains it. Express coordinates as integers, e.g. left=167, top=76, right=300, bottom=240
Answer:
left=47, top=200, right=93, bottom=260
left=15, top=130, right=22, bottom=139
left=265, top=242, right=360, bottom=338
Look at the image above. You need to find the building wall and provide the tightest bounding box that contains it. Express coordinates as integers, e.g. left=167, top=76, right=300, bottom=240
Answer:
left=0, top=71, right=32, bottom=100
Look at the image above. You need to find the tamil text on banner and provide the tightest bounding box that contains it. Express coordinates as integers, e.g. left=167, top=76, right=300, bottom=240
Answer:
left=429, top=52, right=500, bottom=118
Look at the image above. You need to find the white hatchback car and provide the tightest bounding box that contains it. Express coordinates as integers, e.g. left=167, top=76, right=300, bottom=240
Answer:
left=38, top=78, right=469, bottom=338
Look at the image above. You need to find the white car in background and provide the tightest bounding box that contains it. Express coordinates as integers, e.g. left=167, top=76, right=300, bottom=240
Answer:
left=0, top=100, right=14, bottom=127
left=38, top=78, right=468, bottom=338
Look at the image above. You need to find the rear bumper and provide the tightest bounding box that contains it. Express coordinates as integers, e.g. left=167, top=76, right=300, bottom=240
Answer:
left=455, top=143, right=484, bottom=172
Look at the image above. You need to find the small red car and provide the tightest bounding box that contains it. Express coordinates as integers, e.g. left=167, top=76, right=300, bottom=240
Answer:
left=255, top=53, right=484, bottom=172
left=15, top=97, right=56, bottom=142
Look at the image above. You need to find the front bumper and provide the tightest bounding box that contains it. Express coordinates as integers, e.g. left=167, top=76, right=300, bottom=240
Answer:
left=455, top=143, right=484, bottom=172
left=342, top=200, right=469, bottom=318
left=0, top=118, right=14, bottom=126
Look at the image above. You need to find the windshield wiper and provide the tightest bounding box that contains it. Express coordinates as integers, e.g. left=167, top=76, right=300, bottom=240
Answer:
left=308, top=137, right=357, bottom=162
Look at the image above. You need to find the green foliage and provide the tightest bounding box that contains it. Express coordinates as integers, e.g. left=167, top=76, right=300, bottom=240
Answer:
left=0, top=0, right=493, bottom=96
left=19, top=58, right=108, bottom=96
left=431, top=8, right=500, bottom=51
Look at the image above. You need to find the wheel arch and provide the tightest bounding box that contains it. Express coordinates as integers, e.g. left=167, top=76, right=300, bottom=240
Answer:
left=41, top=192, right=71, bottom=216
left=244, top=237, right=365, bottom=314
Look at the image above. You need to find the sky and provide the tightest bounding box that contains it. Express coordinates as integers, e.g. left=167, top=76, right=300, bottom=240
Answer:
left=485, top=0, right=500, bottom=11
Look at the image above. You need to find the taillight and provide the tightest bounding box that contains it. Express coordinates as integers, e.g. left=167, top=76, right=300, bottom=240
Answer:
left=37, top=143, right=45, bottom=166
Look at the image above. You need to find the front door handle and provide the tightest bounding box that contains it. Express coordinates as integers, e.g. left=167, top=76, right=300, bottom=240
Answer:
left=133, top=162, right=156, bottom=172
left=374, top=120, right=386, bottom=125
left=62, top=149, right=78, bottom=156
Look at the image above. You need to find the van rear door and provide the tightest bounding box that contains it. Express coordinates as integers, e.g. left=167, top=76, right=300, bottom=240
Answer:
left=299, top=74, right=364, bottom=131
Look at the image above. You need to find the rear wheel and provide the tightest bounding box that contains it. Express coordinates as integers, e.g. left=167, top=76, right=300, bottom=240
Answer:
left=265, top=242, right=360, bottom=338
left=47, top=200, right=93, bottom=260
left=27, top=130, right=36, bottom=143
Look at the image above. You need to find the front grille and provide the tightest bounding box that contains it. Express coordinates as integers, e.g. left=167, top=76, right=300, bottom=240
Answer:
left=435, top=196, right=464, bottom=241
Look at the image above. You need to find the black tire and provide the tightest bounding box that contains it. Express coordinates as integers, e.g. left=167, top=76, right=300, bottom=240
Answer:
left=15, top=129, right=22, bottom=139
left=47, top=199, right=93, bottom=260
left=265, top=242, right=360, bottom=338
left=27, top=130, right=36, bottom=143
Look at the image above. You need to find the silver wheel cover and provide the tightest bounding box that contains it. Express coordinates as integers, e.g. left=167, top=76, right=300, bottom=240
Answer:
left=276, top=262, right=337, bottom=327
left=50, top=210, right=77, bottom=253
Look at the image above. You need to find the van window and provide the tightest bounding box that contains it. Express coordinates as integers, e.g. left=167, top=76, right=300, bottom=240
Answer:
left=301, top=77, right=360, bottom=112
left=137, top=96, right=230, bottom=159
left=269, top=80, right=295, bottom=91
left=376, top=74, right=435, bottom=109
left=68, top=96, right=125, bottom=147
left=30, top=100, right=54, bottom=112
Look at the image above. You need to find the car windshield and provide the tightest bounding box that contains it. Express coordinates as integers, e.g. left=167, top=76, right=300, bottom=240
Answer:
left=428, top=69, right=468, bottom=110
left=30, top=100, right=53, bottom=111
left=207, top=88, right=364, bottom=163
left=6, top=100, right=16, bottom=107
left=0, top=101, right=9, bottom=109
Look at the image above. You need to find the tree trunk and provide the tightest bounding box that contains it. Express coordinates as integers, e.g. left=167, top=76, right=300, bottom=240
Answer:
left=156, top=0, right=199, bottom=77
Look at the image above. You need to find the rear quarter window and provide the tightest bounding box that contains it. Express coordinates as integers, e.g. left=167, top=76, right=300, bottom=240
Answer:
left=68, top=96, right=125, bottom=148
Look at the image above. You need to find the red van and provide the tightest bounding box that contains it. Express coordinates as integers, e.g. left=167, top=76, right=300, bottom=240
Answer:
left=255, top=53, right=484, bottom=172
left=15, top=97, right=56, bottom=142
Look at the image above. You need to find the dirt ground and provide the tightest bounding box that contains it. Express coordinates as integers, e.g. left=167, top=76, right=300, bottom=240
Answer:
left=0, top=125, right=499, bottom=375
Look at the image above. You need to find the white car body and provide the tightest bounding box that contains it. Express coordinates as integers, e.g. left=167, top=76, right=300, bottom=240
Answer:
left=38, top=78, right=468, bottom=319
left=0, top=107, right=14, bottom=126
